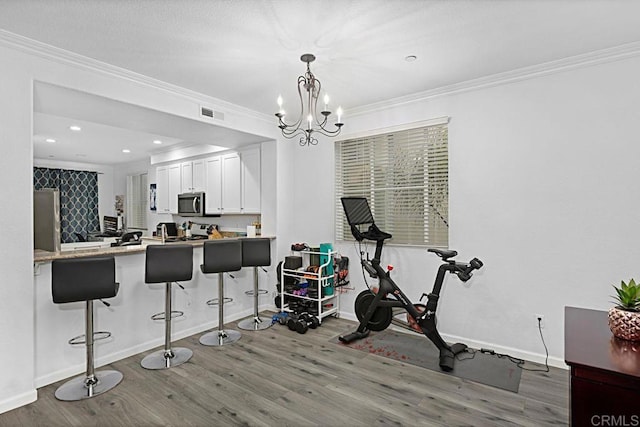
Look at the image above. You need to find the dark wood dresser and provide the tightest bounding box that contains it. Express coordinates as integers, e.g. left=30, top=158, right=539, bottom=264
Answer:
left=564, top=306, right=640, bottom=426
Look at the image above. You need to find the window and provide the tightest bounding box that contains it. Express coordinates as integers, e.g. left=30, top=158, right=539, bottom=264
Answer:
left=34, top=167, right=100, bottom=243
left=126, top=173, right=148, bottom=230
left=335, top=119, right=449, bottom=247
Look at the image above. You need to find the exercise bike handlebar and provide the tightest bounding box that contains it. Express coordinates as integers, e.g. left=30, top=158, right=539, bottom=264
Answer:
left=455, top=257, right=483, bottom=282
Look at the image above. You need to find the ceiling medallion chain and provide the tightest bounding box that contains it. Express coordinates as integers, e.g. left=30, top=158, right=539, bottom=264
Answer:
left=275, top=54, right=344, bottom=146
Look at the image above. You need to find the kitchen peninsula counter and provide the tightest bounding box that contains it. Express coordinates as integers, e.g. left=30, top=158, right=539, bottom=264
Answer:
left=33, top=235, right=275, bottom=263
left=32, top=234, right=276, bottom=391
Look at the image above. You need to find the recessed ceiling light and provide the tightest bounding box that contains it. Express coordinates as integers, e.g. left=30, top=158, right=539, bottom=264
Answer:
left=122, top=149, right=131, bottom=153
left=153, top=140, right=163, bottom=145
left=76, top=154, right=87, bottom=158
left=69, top=125, right=82, bottom=131
left=45, top=138, right=56, bottom=143
left=405, top=55, right=417, bottom=62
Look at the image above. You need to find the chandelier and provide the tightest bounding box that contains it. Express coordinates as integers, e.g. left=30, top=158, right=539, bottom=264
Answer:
left=275, top=54, right=344, bottom=146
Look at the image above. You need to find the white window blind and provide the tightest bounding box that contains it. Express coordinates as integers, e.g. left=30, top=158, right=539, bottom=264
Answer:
left=335, top=121, right=448, bottom=247
left=126, top=173, right=148, bottom=230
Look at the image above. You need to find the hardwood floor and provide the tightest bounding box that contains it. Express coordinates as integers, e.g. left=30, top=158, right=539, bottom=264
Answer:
left=0, top=314, right=569, bottom=426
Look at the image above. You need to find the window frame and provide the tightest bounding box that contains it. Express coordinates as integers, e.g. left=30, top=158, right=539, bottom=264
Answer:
left=126, top=172, right=148, bottom=230
left=334, top=117, right=449, bottom=248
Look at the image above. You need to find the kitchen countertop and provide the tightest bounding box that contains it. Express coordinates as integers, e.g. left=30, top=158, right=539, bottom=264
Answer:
left=33, top=235, right=274, bottom=263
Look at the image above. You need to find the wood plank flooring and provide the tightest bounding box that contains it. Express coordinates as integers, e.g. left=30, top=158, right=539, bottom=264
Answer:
left=0, top=314, right=569, bottom=426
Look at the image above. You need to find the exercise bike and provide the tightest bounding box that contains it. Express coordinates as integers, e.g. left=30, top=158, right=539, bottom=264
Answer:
left=339, top=197, right=483, bottom=372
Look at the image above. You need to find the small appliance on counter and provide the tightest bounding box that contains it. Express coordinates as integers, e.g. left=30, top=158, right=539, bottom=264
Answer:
left=110, top=231, right=143, bottom=247
left=156, top=222, right=178, bottom=238
left=188, top=222, right=216, bottom=240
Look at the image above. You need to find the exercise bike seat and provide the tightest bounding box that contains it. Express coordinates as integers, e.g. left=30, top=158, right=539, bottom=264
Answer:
left=428, top=248, right=457, bottom=261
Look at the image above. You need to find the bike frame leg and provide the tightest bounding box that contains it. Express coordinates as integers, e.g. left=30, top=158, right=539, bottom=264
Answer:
left=355, top=287, right=387, bottom=333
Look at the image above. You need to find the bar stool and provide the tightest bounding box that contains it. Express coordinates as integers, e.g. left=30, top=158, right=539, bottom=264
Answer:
left=238, top=238, right=272, bottom=331
left=142, top=244, right=194, bottom=369
left=51, top=256, right=122, bottom=401
left=200, top=239, right=242, bottom=346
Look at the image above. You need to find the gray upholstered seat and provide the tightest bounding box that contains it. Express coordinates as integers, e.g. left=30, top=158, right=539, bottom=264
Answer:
left=201, top=239, right=242, bottom=274
left=146, top=244, right=194, bottom=283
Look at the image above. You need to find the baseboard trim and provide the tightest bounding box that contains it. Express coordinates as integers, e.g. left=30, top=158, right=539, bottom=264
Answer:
left=0, top=390, right=37, bottom=415
left=35, top=307, right=258, bottom=388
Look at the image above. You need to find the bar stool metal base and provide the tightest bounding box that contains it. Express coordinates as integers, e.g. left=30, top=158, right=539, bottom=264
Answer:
left=141, top=347, right=193, bottom=370
left=54, top=369, right=123, bottom=401
left=238, top=316, right=273, bottom=331
left=199, top=329, right=241, bottom=346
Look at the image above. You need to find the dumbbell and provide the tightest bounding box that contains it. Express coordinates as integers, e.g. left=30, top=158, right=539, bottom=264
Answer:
left=294, top=313, right=320, bottom=334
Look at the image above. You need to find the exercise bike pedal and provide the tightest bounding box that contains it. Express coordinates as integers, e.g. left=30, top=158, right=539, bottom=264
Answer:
left=339, top=330, right=370, bottom=344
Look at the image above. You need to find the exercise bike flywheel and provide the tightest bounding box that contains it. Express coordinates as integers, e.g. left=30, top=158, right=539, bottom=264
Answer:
left=354, top=290, right=393, bottom=331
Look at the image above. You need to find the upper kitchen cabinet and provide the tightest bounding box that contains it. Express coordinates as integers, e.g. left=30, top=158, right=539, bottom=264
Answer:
left=181, top=159, right=205, bottom=193
left=221, top=152, right=242, bottom=214
left=241, top=147, right=261, bottom=214
left=168, top=163, right=181, bottom=213
left=204, top=156, right=222, bottom=215
left=204, top=147, right=261, bottom=215
left=156, top=163, right=181, bottom=214
left=156, top=165, right=169, bottom=213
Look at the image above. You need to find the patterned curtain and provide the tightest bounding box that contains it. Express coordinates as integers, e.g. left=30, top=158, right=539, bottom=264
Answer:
left=34, top=167, right=100, bottom=243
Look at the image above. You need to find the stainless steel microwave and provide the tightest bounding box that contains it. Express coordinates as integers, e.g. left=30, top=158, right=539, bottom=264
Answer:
left=177, top=192, right=206, bottom=216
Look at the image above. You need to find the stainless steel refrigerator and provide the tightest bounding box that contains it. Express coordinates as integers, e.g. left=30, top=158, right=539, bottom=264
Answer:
left=34, top=188, right=61, bottom=252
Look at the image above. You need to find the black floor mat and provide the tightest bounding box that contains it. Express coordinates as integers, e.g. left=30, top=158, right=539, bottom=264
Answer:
left=332, top=329, right=522, bottom=393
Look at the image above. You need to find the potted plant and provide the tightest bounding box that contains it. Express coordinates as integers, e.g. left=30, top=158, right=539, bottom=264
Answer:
left=608, top=279, right=640, bottom=341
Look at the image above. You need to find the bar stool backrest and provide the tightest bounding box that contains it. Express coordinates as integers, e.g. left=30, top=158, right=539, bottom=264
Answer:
left=201, top=240, right=242, bottom=274
left=145, top=244, right=194, bottom=284
left=241, top=238, right=271, bottom=267
left=52, top=256, right=118, bottom=304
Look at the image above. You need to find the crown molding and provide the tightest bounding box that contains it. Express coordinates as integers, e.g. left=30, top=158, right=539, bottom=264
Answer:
left=0, top=29, right=273, bottom=124
left=349, top=40, right=640, bottom=117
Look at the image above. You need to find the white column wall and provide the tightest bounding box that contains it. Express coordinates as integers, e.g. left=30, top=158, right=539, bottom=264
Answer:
left=289, top=54, right=640, bottom=367
left=0, top=45, right=37, bottom=413
left=0, top=39, right=278, bottom=413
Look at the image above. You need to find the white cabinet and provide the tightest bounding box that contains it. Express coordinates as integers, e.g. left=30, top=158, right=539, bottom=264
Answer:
left=156, top=165, right=169, bottom=213
left=241, top=147, right=261, bottom=213
left=156, top=163, right=181, bottom=213
left=221, top=152, right=242, bottom=214
left=204, top=156, right=222, bottom=215
left=203, top=146, right=262, bottom=215
left=168, top=163, right=181, bottom=214
left=181, top=159, right=205, bottom=193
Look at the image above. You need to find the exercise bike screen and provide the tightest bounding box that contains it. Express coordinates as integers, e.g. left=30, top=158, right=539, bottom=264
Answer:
left=341, top=197, right=375, bottom=226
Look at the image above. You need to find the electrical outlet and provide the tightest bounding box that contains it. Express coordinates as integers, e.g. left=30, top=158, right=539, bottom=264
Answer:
left=534, top=314, right=545, bottom=329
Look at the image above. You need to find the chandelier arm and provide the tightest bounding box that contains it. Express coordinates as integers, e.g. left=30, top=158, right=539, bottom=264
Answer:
left=310, top=78, right=329, bottom=128
left=275, top=77, right=306, bottom=131
left=280, top=127, right=307, bottom=139
left=311, top=126, right=343, bottom=138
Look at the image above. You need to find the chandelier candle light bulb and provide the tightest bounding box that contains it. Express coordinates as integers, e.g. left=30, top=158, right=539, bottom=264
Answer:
left=275, top=53, right=344, bottom=146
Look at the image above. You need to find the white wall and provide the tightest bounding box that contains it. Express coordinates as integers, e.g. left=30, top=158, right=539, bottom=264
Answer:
left=0, top=44, right=37, bottom=413
left=290, top=54, right=640, bottom=367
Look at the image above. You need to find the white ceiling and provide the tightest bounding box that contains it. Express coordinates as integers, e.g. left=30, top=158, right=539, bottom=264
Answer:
left=3, top=0, right=640, bottom=164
